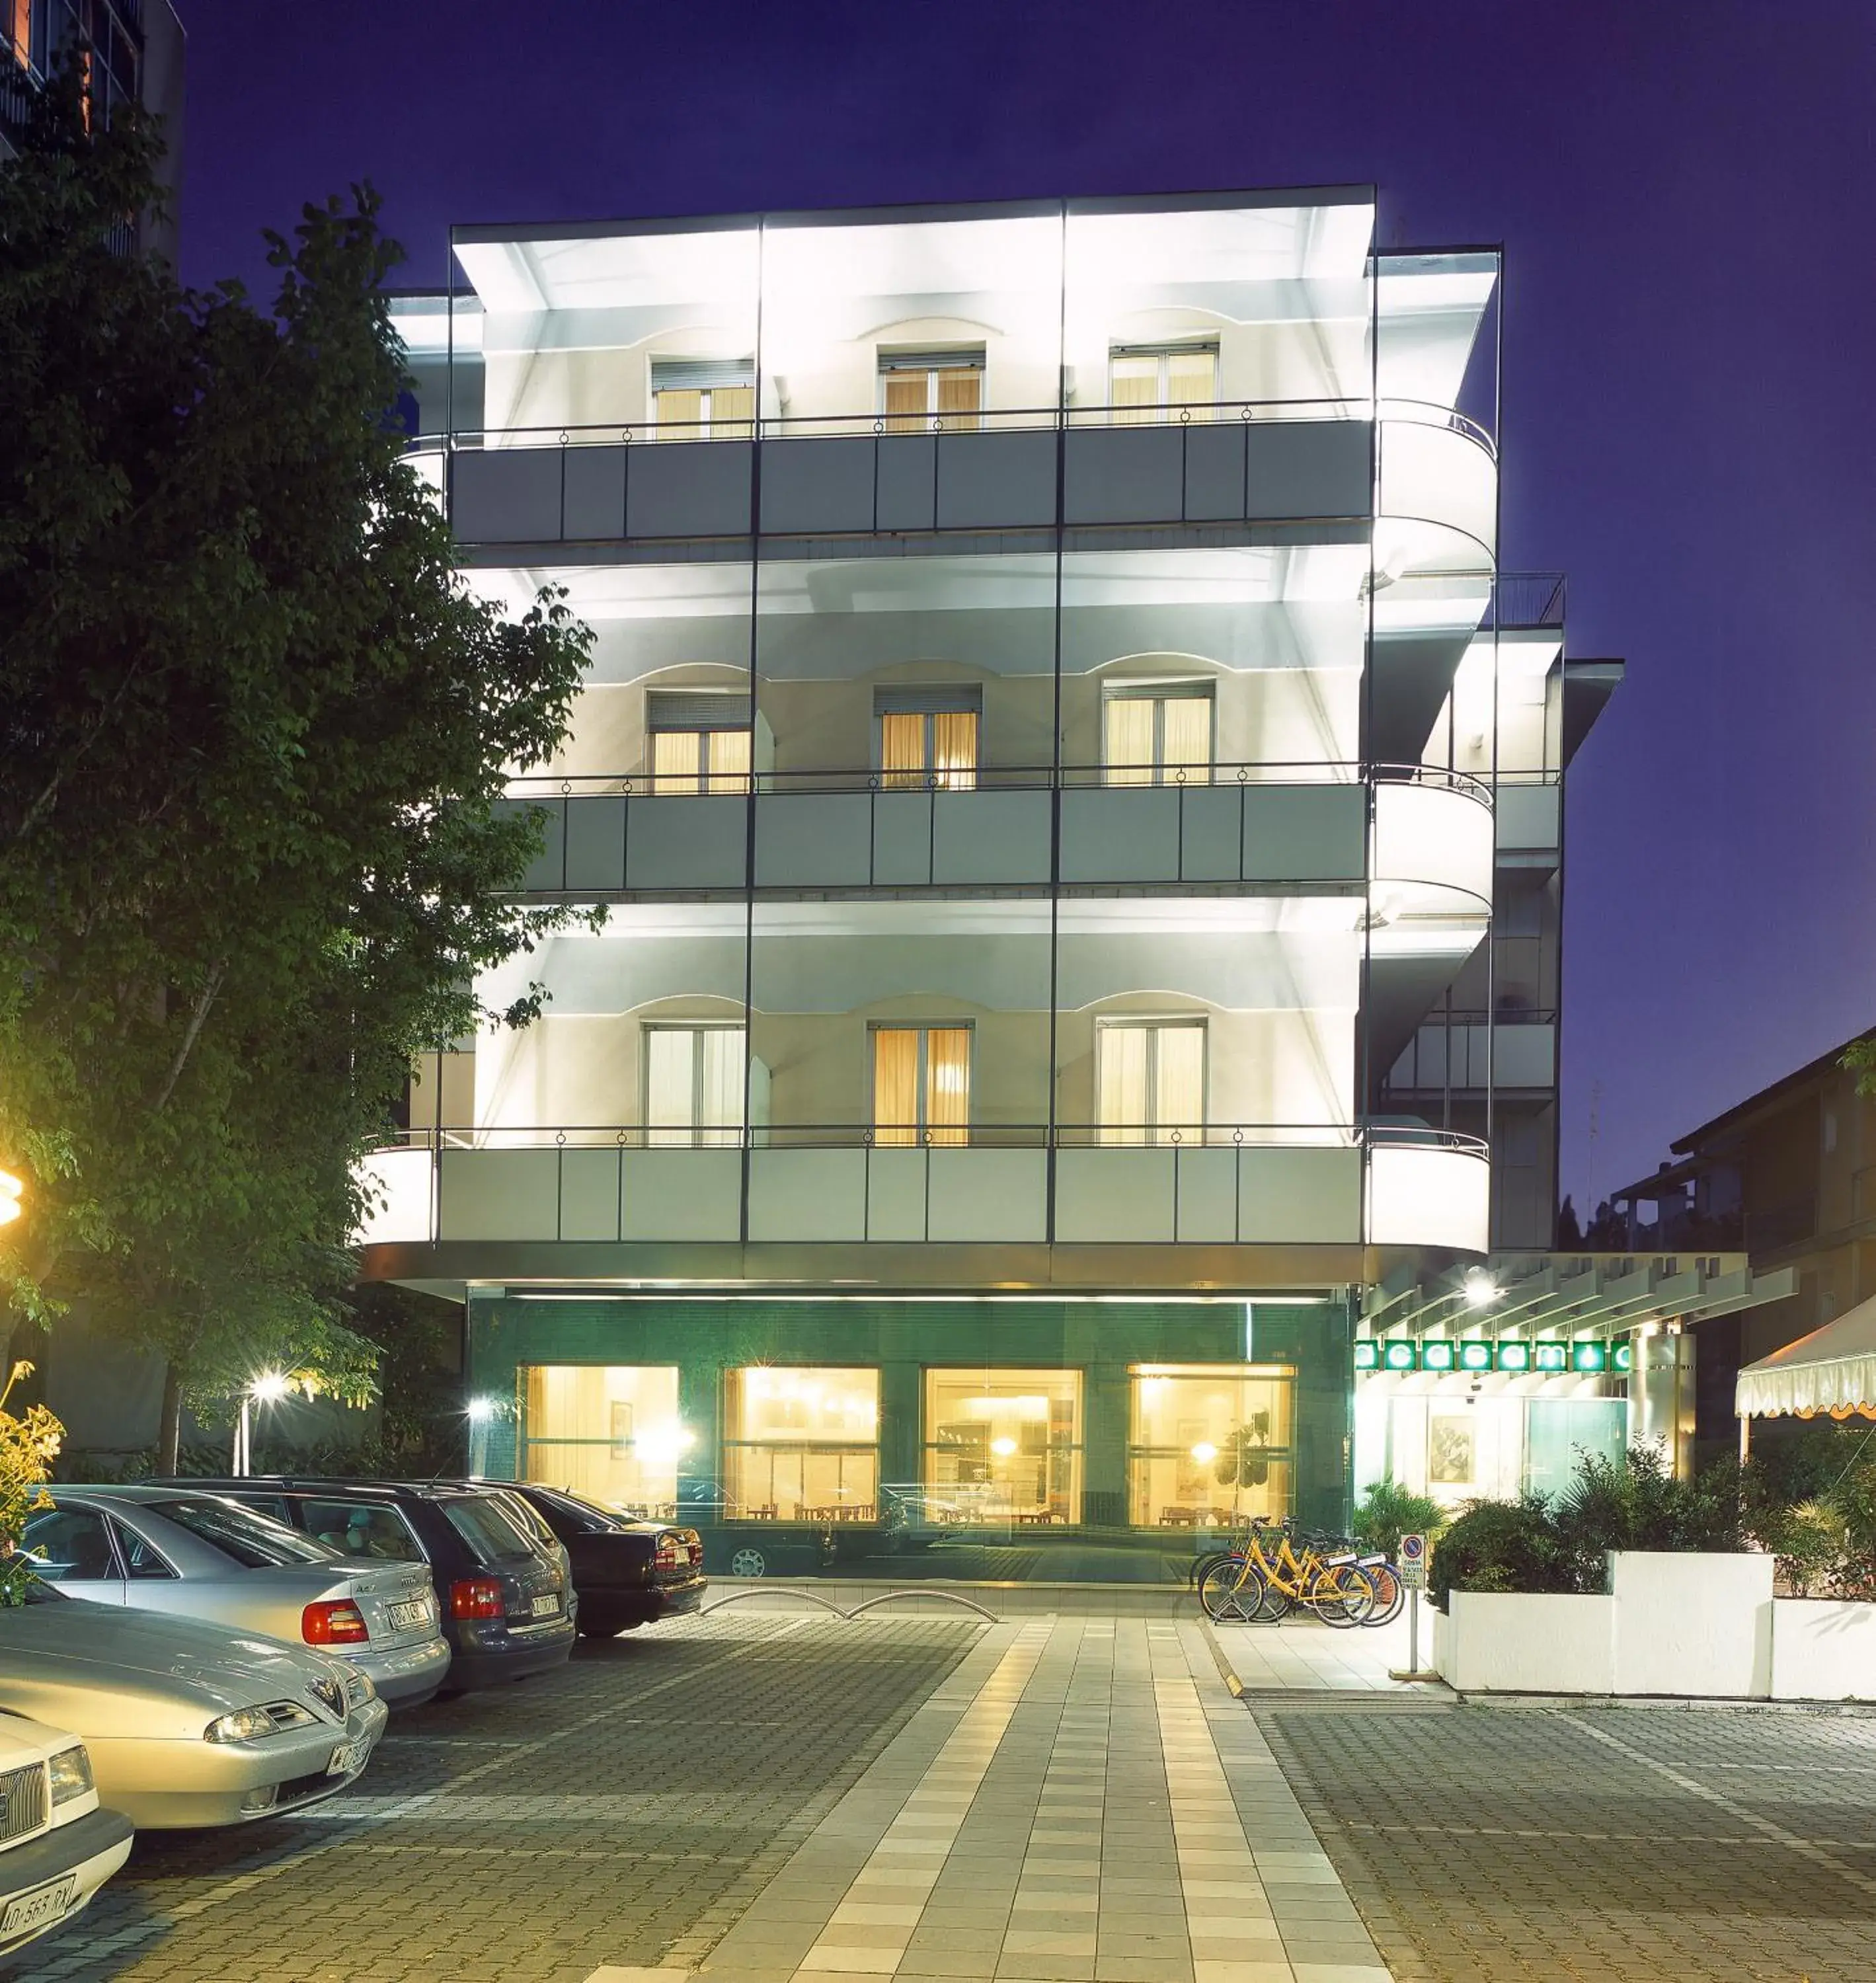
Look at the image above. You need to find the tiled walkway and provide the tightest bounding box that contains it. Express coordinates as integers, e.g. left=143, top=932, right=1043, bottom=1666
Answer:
left=592, top=1618, right=1391, bottom=1983
left=1202, top=1611, right=1448, bottom=1697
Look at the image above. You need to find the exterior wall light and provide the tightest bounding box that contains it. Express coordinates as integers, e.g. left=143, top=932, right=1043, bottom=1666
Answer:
left=1463, top=1270, right=1500, bottom=1309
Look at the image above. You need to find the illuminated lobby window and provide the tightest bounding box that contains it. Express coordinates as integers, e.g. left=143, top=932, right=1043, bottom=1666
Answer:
left=922, top=1369, right=1083, bottom=1525
left=723, top=1367, right=880, bottom=1522
left=520, top=1365, right=685, bottom=1514
left=1128, top=1364, right=1294, bottom=1528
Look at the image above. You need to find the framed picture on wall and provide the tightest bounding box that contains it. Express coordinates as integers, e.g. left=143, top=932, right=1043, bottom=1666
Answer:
left=609, top=1401, right=635, bottom=1459
left=1428, top=1413, right=1475, bottom=1486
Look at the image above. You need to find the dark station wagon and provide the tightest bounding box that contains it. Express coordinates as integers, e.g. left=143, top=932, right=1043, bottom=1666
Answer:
left=493, top=1483, right=707, bottom=1638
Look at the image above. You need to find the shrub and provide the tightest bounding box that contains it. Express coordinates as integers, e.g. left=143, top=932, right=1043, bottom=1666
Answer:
left=1428, top=1493, right=1573, bottom=1609
left=1351, top=1476, right=1443, bottom=1556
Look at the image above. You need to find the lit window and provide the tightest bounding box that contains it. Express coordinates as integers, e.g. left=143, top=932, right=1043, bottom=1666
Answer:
left=1128, top=1364, right=1294, bottom=1528
left=723, top=1368, right=879, bottom=1522
left=1103, top=683, right=1212, bottom=785
left=646, top=691, right=752, bottom=794
left=521, top=1366, right=687, bottom=1515
left=650, top=358, right=754, bottom=440
left=876, top=687, right=980, bottom=791
left=1108, top=342, right=1218, bottom=424
left=923, top=1370, right=1082, bottom=1525
left=645, top=1025, right=745, bottom=1148
left=873, top=1025, right=970, bottom=1147
left=1097, top=1019, right=1205, bottom=1146
left=7, top=0, right=30, bottom=70
left=879, top=348, right=984, bottom=432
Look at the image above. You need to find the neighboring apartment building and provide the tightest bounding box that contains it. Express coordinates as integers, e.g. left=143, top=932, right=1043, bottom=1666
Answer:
left=2, top=0, right=186, bottom=257
left=1610, top=1029, right=1876, bottom=1467
left=360, top=189, right=1635, bottom=1571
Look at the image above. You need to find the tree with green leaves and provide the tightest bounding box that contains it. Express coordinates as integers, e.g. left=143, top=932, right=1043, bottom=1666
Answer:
left=0, top=68, right=592, bottom=1466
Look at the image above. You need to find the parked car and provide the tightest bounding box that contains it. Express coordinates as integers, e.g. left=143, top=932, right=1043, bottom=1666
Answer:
left=169, top=1479, right=576, bottom=1691
left=28, top=1489, right=448, bottom=1707
left=0, top=1711, right=132, bottom=1958
left=0, top=1582, right=387, bottom=1828
left=496, top=1483, right=706, bottom=1638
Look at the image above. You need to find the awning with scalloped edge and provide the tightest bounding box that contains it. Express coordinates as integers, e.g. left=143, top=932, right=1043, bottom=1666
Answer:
left=1736, top=1294, right=1876, bottom=1419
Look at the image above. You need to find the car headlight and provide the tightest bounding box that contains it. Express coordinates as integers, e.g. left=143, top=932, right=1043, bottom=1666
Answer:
left=47, top=1745, right=92, bottom=1806
left=204, top=1701, right=317, bottom=1743
left=342, top=1668, right=376, bottom=1710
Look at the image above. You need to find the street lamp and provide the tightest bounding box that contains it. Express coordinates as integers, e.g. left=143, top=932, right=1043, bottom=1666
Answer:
left=0, top=1170, right=22, bottom=1228
left=233, top=1372, right=290, bottom=1477
left=466, top=1395, right=499, bottom=1479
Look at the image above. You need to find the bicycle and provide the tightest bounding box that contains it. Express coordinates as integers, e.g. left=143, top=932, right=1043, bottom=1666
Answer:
left=1197, top=1518, right=1380, bottom=1628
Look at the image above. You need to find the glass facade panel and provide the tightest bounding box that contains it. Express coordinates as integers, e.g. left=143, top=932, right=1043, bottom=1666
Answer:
left=521, top=1365, right=685, bottom=1512
left=723, top=1367, right=880, bottom=1520
left=922, top=1369, right=1083, bottom=1524
left=1128, top=1364, right=1294, bottom=1528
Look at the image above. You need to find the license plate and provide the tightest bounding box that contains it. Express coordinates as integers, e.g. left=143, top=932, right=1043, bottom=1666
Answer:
left=0, top=1875, right=77, bottom=1936
left=386, top=1599, right=430, bottom=1631
left=529, top=1593, right=560, bottom=1618
left=327, top=1737, right=369, bottom=1777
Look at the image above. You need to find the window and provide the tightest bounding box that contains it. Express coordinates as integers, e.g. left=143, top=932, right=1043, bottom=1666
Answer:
left=522, top=1365, right=687, bottom=1515
left=1097, top=1019, right=1206, bottom=1146
left=1109, top=342, right=1219, bottom=424
left=301, top=1500, right=426, bottom=1563
left=442, top=1494, right=541, bottom=1565
left=112, top=1520, right=178, bottom=1580
left=646, top=691, right=752, bottom=795
left=1103, top=683, right=1212, bottom=785
left=7, top=0, right=30, bottom=71
left=923, top=1370, right=1083, bottom=1525
left=879, top=348, right=984, bottom=432
left=645, top=1025, right=746, bottom=1147
left=723, top=1368, right=879, bottom=1522
left=149, top=1498, right=338, bottom=1567
left=1128, top=1364, right=1294, bottom=1528
left=873, top=1025, right=970, bottom=1147
left=650, top=358, right=754, bottom=440
left=21, top=1506, right=116, bottom=1582
left=875, top=687, right=981, bottom=791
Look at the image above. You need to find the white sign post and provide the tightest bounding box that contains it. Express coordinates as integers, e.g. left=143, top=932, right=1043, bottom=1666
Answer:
left=1388, top=1532, right=1439, bottom=1683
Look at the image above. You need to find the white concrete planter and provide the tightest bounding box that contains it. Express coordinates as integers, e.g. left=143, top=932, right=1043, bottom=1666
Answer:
left=1771, top=1599, right=1876, bottom=1701
left=1609, top=1551, right=1774, bottom=1699
left=1436, top=1592, right=1615, bottom=1694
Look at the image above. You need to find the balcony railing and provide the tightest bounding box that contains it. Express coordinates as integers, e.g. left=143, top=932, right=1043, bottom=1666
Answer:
left=359, top=1120, right=1489, bottom=1253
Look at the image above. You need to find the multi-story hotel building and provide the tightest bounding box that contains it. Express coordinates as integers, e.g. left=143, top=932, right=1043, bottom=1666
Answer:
left=361, top=189, right=1684, bottom=1576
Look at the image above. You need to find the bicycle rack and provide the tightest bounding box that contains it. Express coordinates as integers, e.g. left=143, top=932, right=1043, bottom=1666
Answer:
left=700, top=1587, right=997, bottom=1623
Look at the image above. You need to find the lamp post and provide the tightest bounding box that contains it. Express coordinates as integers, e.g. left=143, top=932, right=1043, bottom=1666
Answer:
left=466, top=1395, right=498, bottom=1480
left=234, top=1372, right=290, bottom=1477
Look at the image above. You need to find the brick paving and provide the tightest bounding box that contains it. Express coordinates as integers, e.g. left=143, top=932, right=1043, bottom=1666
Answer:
left=1258, top=1698, right=1876, bottom=1983
left=17, top=1611, right=978, bottom=1983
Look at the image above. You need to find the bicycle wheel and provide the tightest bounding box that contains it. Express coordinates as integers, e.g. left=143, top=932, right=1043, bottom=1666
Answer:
left=1189, top=1545, right=1236, bottom=1593
left=1305, top=1562, right=1378, bottom=1629
left=1362, top=1563, right=1405, bottom=1627
left=1199, top=1556, right=1269, bottom=1625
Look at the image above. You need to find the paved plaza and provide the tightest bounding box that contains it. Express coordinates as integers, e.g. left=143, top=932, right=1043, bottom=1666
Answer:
left=17, top=1603, right=1876, bottom=1983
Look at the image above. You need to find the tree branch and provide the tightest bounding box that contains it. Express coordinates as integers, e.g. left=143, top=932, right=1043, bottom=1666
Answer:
left=148, top=961, right=225, bottom=1114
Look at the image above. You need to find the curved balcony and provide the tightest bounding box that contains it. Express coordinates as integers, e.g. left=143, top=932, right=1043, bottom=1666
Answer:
left=358, top=1120, right=1488, bottom=1256
left=500, top=761, right=1489, bottom=900
left=1374, top=400, right=1497, bottom=568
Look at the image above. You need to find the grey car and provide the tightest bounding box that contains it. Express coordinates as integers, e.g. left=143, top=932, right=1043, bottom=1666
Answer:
left=26, top=1489, right=450, bottom=1707
left=0, top=1584, right=387, bottom=1828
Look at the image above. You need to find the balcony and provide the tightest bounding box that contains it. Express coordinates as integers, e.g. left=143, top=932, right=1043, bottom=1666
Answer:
left=501, top=763, right=1487, bottom=899
left=1388, top=1011, right=1559, bottom=1093
left=356, top=1122, right=1489, bottom=1254
left=430, top=397, right=1498, bottom=549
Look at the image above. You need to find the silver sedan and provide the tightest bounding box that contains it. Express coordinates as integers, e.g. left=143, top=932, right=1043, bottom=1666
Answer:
left=0, top=1586, right=388, bottom=1828
left=26, top=1488, right=449, bottom=1706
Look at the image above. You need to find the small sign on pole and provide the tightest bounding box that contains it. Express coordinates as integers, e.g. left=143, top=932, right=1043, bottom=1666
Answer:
left=1389, top=1532, right=1440, bottom=1684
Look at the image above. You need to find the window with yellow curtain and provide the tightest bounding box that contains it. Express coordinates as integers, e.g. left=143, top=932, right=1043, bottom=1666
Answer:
left=650, top=363, right=755, bottom=441
left=1097, top=1019, right=1206, bottom=1145
left=650, top=725, right=752, bottom=794
left=7, top=0, right=30, bottom=67
left=873, top=1025, right=970, bottom=1146
left=1107, top=344, right=1219, bottom=424
left=879, top=350, right=984, bottom=433
left=1102, top=687, right=1213, bottom=785
left=879, top=705, right=980, bottom=790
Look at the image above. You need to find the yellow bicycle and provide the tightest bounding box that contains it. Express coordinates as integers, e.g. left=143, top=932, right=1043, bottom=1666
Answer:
left=1197, top=1517, right=1379, bottom=1628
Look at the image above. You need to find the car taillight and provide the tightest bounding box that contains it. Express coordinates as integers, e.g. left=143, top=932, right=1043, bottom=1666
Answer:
left=655, top=1533, right=682, bottom=1569
left=302, top=1600, right=370, bottom=1645
left=449, top=1576, right=506, bottom=1619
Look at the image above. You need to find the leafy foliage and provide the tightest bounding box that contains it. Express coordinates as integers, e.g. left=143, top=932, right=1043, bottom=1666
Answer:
left=0, top=1364, right=61, bottom=1606
left=1351, top=1475, right=1444, bottom=1556
left=1429, top=1493, right=1575, bottom=1608
left=0, top=67, right=591, bottom=1452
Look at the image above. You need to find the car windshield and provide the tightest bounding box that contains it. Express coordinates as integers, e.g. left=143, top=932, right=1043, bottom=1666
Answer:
left=526, top=1487, right=615, bottom=1536
left=150, top=1497, right=339, bottom=1569
left=441, top=1495, right=539, bottom=1565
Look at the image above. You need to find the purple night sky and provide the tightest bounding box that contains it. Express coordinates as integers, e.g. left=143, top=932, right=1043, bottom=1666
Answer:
left=168, top=0, right=1876, bottom=1214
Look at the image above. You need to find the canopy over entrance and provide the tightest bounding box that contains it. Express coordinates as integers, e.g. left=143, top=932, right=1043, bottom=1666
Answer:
left=1736, top=1294, right=1876, bottom=1420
